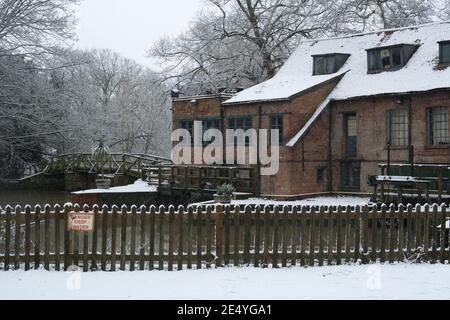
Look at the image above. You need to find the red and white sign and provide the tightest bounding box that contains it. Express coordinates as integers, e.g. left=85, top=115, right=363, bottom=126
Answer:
left=67, top=212, right=95, bottom=232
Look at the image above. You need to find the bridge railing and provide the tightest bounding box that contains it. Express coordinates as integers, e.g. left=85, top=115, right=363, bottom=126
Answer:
left=43, top=153, right=172, bottom=178
left=148, top=165, right=257, bottom=194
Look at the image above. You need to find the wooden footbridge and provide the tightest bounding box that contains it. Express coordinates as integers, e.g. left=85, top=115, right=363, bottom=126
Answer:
left=41, top=153, right=172, bottom=178
left=19, top=153, right=257, bottom=195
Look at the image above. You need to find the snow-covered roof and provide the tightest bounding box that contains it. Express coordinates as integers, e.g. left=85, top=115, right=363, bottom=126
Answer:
left=223, top=22, right=450, bottom=106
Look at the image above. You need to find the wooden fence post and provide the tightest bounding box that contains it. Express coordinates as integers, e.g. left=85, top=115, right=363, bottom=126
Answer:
left=215, top=205, right=224, bottom=268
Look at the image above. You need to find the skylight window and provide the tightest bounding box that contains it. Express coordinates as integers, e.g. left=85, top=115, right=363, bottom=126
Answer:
left=367, top=44, right=419, bottom=73
left=312, top=53, right=350, bottom=76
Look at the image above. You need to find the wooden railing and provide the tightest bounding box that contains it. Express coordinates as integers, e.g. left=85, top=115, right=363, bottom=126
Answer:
left=376, top=163, right=450, bottom=203
left=42, top=153, right=172, bottom=178
left=1, top=203, right=449, bottom=272
left=148, top=165, right=257, bottom=194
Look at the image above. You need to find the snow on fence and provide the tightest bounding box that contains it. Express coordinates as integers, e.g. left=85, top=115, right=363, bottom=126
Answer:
left=0, top=204, right=449, bottom=272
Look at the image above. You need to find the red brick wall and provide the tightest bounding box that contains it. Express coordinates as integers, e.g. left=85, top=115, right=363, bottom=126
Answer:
left=171, top=88, right=450, bottom=197
left=328, top=91, right=450, bottom=193
left=171, top=80, right=339, bottom=196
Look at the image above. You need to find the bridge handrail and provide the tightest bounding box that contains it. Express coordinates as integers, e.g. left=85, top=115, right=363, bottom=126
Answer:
left=48, top=153, right=171, bottom=162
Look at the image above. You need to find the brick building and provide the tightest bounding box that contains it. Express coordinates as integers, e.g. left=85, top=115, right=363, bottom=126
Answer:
left=172, top=22, right=450, bottom=198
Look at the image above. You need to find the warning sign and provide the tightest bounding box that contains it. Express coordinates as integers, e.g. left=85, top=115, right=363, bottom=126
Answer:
left=67, top=212, right=95, bottom=232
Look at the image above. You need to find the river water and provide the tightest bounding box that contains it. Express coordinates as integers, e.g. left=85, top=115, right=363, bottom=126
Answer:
left=0, top=190, right=71, bottom=208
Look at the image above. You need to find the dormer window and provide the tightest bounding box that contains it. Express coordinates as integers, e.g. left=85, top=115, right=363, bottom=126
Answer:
left=439, top=41, right=450, bottom=65
left=312, top=53, right=350, bottom=76
left=367, top=44, right=419, bottom=73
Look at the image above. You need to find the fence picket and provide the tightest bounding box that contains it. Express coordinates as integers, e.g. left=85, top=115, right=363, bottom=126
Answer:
left=120, top=206, right=128, bottom=271
left=92, top=205, right=100, bottom=271
left=254, top=206, right=262, bottom=267
left=272, top=206, right=280, bottom=268
left=232, top=206, right=240, bottom=266
left=224, top=205, right=231, bottom=266
left=300, top=206, right=308, bottom=266
left=130, top=206, right=138, bottom=272
left=379, top=205, right=387, bottom=263
left=328, top=206, right=337, bottom=265
left=318, top=207, right=325, bottom=267
left=4, top=207, right=12, bottom=271
left=281, top=206, right=289, bottom=268
left=291, top=206, right=299, bottom=266
left=206, top=206, right=212, bottom=269
left=139, top=206, right=147, bottom=271
left=100, top=206, right=108, bottom=271
left=148, top=206, right=156, bottom=271
left=431, top=204, right=439, bottom=264
left=82, top=205, right=89, bottom=272
left=440, top=205, right=446, bottom=264
left=168, top=206, right=175, bottom=271
left=110, top=206, right=118, bottom=271
left=263, top=206, right=270, bottom=267
left=388, top=204, right=396, bottom=264
left=196, top=206, right=203, bottom=270
left=34, top=205, right=42, bottom=269
left=24, top=206, right=31, bottom=271
left=336, top=206, right=343, bottom=265
left=397, top=205, right=405, bottom=263
left=44, top=205, right=51, bottom=271
left=177, top=206, right=184, bottom=271
left=244, top=206, right=252, bottom=266
left=345, top=206, right=351, bottom=263
left=186, top=206, right=193, bottom=270
left=63, top=205, right=71, bottom=271
left=158, top=206, right=165, bottom=271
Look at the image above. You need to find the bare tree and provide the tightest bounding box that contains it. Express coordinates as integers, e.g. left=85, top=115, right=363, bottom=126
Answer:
left=331, top=0, right=440, bottom=33
left=149, top=0, right=445, bottom=95
left=149, top=0, right=339, bottom=94
left=0, top=0, right=79, bottom=178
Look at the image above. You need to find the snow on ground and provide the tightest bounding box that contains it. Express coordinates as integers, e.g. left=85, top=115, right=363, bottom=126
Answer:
left=197, top=196, right=371, bottom=207
left=72, top=179, right=157, bottom=195
left=1, top=264, right=450, bottom=300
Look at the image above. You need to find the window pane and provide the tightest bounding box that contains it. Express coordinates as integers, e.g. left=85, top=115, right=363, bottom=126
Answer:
left=326, top=56, right=336, bottom=73
left=381, top=49, right=391, bottom=69
left=270, top=115, right=283, bottom=144
left=368, top=51, right=380, bottom=71
left=389, top=110, right=409, bottom=146
left=347, top=115, right=357, bottom=137
left=430, top=107, right=449, bottom=145
left=442, top=43, right=450, bottom=64
left=315, top=57, right=326, bottom=75
left=392, top=47, right=402, bottom=66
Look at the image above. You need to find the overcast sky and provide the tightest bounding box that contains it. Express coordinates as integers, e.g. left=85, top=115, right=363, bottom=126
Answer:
left=76, top=0, right=204, bottom=68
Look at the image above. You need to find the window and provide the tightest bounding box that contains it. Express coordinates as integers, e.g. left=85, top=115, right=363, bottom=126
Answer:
left=201, top=118, right=221, bottom=146
left=228, top=117, right=252, bottom=131
left=228, top=116, right=253, bottom=145
left=340, top=161, right=360, bottom=190
left=428, top=107, right=449, bottom=145
left=180, top=120, right=194, bottom=136
left=344, top=113, right=357, bottom=157
left=387, top=109, right=409, bottom=146
left=439, top=41, right=450, bottom=65
left=313, top=54, right=350, bottom=75
left=367, top=45, right=418, bottom=73
left=269, top=115, right=283, bottom=145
